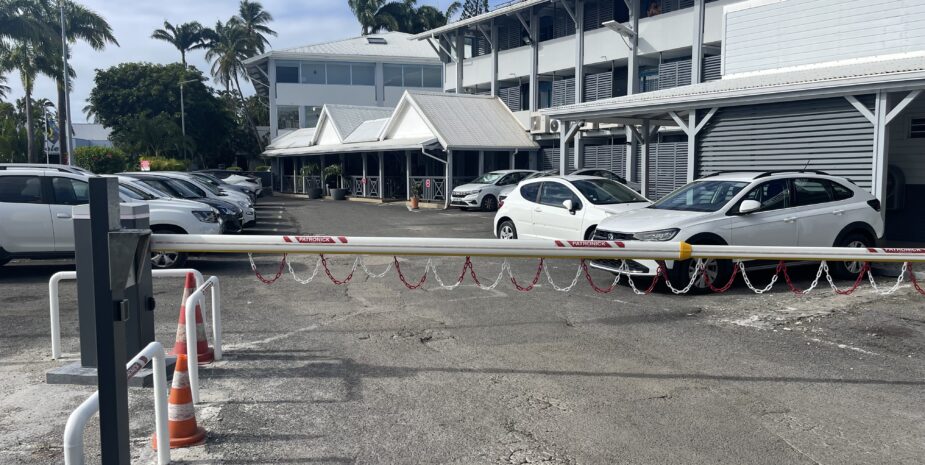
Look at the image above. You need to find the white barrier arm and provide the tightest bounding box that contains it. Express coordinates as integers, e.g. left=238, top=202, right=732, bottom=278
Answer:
left=63, top=342, right=169, bottom=465
left=48, top=268, right=204, bottom=360
left=184, top=276, right=222, bottom=404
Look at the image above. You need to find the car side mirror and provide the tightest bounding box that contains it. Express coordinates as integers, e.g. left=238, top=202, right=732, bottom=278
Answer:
left=739, top=199, right=761, bottom=214
left=563, top=199, right=579, bottom=214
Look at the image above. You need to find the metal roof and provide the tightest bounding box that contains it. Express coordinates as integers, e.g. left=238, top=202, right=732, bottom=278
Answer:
left=266, top=128, right=315, bottom=150
left=343, top=118, right=389, bottom=143
left=265, top=137, right=436, bottom=157
left=72, top=123, right=111, bottom=142
left=391, top=91, right=539, bottom=150
left=245, top=32, right=439, bottom=65
left=410, top=0, right=548, bottom=40
left=544, top=54, right=925, bottom=120
left=323, top=105, right=394, bottom=141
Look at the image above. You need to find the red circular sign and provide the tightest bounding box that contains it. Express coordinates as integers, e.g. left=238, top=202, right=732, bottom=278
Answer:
left=425, top=179, right=431, bottom=188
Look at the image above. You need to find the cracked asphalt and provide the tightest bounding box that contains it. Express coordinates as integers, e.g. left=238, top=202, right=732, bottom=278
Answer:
left=1, top=196, right=924, bottom=464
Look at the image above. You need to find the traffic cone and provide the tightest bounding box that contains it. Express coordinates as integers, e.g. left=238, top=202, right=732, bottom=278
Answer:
left=171, top=273, right=214, bottom=364
left=152, top=354, right=207, bottom=449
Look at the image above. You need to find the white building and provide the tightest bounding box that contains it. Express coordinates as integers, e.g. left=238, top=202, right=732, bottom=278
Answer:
left=243, top=32, right=444, bottom=140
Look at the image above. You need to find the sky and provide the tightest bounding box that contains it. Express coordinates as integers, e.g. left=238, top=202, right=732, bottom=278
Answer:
left=4, top=0, right=463, bottom=123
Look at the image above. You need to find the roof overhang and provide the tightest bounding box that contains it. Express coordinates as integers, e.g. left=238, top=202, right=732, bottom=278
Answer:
left=411, top=0, right=548, bottom=40
left=264, top=137, right=437, bottom=157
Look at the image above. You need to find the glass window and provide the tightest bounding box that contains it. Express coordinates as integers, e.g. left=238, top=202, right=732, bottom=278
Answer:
left=571, top=179, right=648, bottom=205
left=384, top=64, right=403, bottom=87
left=520, top=183, right=540, bottom=202
left=352, top=63, right=375, bottom=85
left=120, top=183, right=155, bottom=200
left=119, top=186, right=144, bottom=201
left=0, top=176, right=43, bottom=203
left=403, top=65, right=423, bottom=88
left=423, top=66, right=442, bottom=87
left=539, top=182, right=575, bottom=208
left=793, top=178, right=832, bottom=206
left=471, top=172, right=505, bottom=184
left=304, top=106, right=322, bottom=128
left=326, top=63, right=350, bottom=85
left=277, top=105, right=300, bottom=130
left=51, top=177, right=89, bottom=205
left=300, top=62, right=324, bottom=84
left=831, top=181, right=854, bottom=200
left=650, top=180, right=748, bottom=212
left=740, top=179, right=790, bottom=212
left=276, top=65, right=299, bottom=83
left=173, top=179, right=207, bottom=197
left=162, top=179, right=201, bottom=198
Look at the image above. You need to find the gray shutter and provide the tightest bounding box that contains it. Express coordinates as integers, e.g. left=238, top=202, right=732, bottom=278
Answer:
left=552, top=78, right=576, bottom=107
left=584, top=71, right=613, bottom=101
left=658, top=60, right=692, bottom=90
left=646, top=142, right=688, bottom=199
left=498, top=86, right=521, bottom=111
left=541, top=148, right=559, bottom=172
left=703, top=55, right=722, bottom=81
left=697, top=97, right=876, bottom=188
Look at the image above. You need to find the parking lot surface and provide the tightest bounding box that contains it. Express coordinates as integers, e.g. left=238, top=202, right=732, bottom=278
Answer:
left=1, top=197, right=924, bottom=464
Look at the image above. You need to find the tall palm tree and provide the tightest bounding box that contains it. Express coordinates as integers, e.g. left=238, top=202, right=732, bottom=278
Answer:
left=3, top=42, right=55, bottom=162
left=151, top=20, right=206, bottom=65
left=45, top=0, right=117, bottom=163
left=204, top=20, right=262, bottom=147
left=232, top=0, right=276, bottom=56
left=349, top=0, right=460, bottom=35
left=348, top=0, right=395, bottom=35
left=0, top=75, right=9, bottom=101
left=0, top=0, right=47, bottom=43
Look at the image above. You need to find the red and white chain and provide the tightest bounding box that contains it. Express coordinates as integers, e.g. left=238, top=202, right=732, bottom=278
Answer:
left=359, top=257, right=393, bottom=278
left=662, top=260, right=706, bottom=295
left=865, top=264, right=906, bottom=295
left=286, top=255, right=323, bottom=284
left=542, top=262, right=584, bottom=292
left=248, top=253, right=288, bottom=285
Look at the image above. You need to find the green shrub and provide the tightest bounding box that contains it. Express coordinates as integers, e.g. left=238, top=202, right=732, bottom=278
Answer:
left=254, top=164, right=270, bottom=172
left=226, top=165, right=242, bottom=171
left=73, top=146, right=130, bottom=174
left=139, top=156, right=188, bottom=171
left=300, top=163, right=319, bottom=176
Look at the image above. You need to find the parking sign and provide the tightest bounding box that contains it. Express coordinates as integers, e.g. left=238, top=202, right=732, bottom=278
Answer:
left=140, top=160, right=151, bottom=172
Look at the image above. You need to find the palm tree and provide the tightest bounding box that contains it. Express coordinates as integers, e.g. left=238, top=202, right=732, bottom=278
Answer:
left=45, top=0, right=117, bottom=164
left=232, top=0, right=276, bottom=56
left=3, top=42, right=55, bottom=162
left=203, top=20, right=262, bottom=147
left=151, top=21, right=206, bottom=65
left=349, top=0, right=460, bottom=35
left=0, top=0, right=47, bottom=43
left=348, top=0, right=395, bottom=35
left=0, top=75, right=9, bottom=101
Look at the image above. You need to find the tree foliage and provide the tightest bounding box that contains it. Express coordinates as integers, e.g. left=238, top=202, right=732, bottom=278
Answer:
left=73, top=145, right=128, bottom=173
left=349, top=0, right=461, bottom=35
left=151, top=21, right=207, bottom=65
left=461, top=0, right=489, bottom=19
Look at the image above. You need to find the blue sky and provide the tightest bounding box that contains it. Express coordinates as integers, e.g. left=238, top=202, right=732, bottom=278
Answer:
left=5, top=0, right=464, bottom=123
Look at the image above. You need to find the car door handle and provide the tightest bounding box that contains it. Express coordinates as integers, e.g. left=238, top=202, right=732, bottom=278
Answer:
left=784, top=217, right=797, bottom=223
left=534, top=207, right=542, bottom=212
left=56, top=213, right=71, bottom=219
left=832, top=209, right=845, bottom=215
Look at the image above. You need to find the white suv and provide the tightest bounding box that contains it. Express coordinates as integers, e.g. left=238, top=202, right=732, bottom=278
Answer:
left=591, top=171, right=884, bottom=290
left=450, top=170, right=537, bottom=211
left=0, top=167, right=222, bottom=268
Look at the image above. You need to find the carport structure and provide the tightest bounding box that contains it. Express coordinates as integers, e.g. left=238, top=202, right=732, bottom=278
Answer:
left=544, top=55, right=925, bottom=242
left=264, top=90, right=539, bottom=207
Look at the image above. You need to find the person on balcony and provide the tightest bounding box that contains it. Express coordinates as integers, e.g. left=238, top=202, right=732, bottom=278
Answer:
left=647, top=1, right=661, bottom=17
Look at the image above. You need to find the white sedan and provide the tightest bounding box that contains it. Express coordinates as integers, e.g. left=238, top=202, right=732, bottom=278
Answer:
left=493, top=175, right=651, bottom=240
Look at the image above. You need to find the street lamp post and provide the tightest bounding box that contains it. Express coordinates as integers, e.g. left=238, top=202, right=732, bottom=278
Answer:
left=59, top=0, right=74, bottom=166
left=179, top=78, right=198, bottom=164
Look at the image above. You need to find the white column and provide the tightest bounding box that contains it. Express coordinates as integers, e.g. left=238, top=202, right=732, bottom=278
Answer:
left=405, top=151, right=412, bottom=200
left=529, top=8, right=539, bottom=112
left=575, top=0, right=585, bottom=105
left=268, top=58, right=278, bottom=139
left=559, top=122, right=569, bottom=175
left=574, top=133, right=584, bottom=171
left=362, top=153, right=368, bottom=197
left=455, top=32, right=464, bottom=93
left=491, top=20, right=499, bottom=97
left=509, top=151, right=516, bottom=169
left=625, top=2, right=640, bottom=183
left=478, top=150, right=485, bottom=174
left=378, top=151, right=385, bottom=200
left=687, top=112, right=697, bottom=182
left=445, top=150, right=454, bottom=209
left=691, top=0, right=705, bottom=85
left=872, top=91, right=890, bottom=205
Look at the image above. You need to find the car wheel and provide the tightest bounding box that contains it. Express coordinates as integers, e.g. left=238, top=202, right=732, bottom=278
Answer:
left=480, top=195, right=498, bottom=212
left=831, top=233, right=871, bottom=279
left=497, top=220, right=517, bottom=240
left=150, top=228, right=188, bottom=269
left=668, top=257, right=733, bottom=294
left=460, top=207, right=469, bottom=211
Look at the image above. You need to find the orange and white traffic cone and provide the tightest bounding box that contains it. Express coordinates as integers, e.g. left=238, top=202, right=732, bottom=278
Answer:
left=152, top=354, right=207, bottom=449
left=171, top=273, right=214, bottom=365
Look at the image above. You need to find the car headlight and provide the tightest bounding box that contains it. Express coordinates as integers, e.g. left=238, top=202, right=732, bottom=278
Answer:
left=192, top=210, right=219, bottom=223
left=633, top=228, right=680, bottom=241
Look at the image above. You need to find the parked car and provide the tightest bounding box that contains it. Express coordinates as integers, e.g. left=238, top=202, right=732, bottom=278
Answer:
left=571, top=168, right=628, bottom=185
left=0, top=167, right=222, bottom=269
left=590, top=171, right=885, bottom=290
left=122, top=173, right=245, bottom=233
left=221, top=173, right=262, bottom=196
left=124, top=172, right=256, bottom=226
left=450, top=170, right=536, bottom=211
left=191, top=171, right=256, bottom=203
left=494, top=175, right=651, bottom=240
left=0, top=163, right=94, bottom=176
left=199, top=170, right=264, bottom=196
left=498, top=170, right=557, bottom=202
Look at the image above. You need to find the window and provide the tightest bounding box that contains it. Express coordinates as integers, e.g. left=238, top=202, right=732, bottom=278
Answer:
left=423, top=66, right=442, bottom=88
left=367, top=37, right=387, bottom=45
left=539, top=182, right=575, bottom=208
left=352, top=63, right=375, bottom=86
left=520, top=183, right=540, bottom=202
left=300, top=62, right=325, bottom=84
left=0, top=176, right=43, bottom=203
left=278, top=105, right=300, bottom=130
left=910, top=117, right=925, bottom=138
left=304, top=106, right=322, bottom=128
left=51, top=177, right=89, bottom=205
left=403, top=65, right=423, bottom=87
left=384, top=64, right=403, bottom=87
left=571, top=179, right=647, bottom=205
left=792, top=178, right=832, bottom=206
left=650, top=180, right=748, bottom=212
left=276, top=65, right=299, bottom=83
left=740, top=179, right=790, bottom=212
left=831, top=181, right=854, bottom=200
left=326, top=63, right=350, bottom=85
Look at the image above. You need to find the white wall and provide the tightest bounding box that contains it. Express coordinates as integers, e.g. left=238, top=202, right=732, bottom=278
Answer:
left=445, top=62, right=458, bottom=91
left=276, top=83, right=377, bottom=106
left=723, top=0, right=925, bottom=76
left=498, top=47, right=532, bottom=81
left=384, top=86, right=440, bottom=107
left=583, top=27, right=629, bottom=66
left=538, top=36, right=576, bottom=75
left=384, top=105, right=434, bottom=140
left=463, top=54, right=493, bottom=87
left=637, top=7, right=693, bottom=55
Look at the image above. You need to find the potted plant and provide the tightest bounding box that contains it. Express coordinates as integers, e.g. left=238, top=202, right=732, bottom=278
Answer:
left=301, top=163, right=322, bottom=199
left=409, top=180, right=422, bottom=209
left=323, top=164, right=347, bottom=200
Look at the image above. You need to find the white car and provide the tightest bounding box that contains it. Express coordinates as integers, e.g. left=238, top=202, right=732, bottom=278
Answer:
left=127, top=172, right=256, bottom=226
left=221, top=173, right=262, bottom=195
left=591, top=171, right=885, bottom=290
left=450, top=170, right=536, bottom=211
left=493, top=175, right=651, bottom=241
left=0, top=167, right=221, bottom=268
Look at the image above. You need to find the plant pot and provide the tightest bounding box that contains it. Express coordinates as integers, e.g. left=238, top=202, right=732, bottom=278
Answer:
left=307, top=188, right=323, bottom=199
left=330, top=188, right=348, bottom=200
left=410, top=197, right=420, bottom=209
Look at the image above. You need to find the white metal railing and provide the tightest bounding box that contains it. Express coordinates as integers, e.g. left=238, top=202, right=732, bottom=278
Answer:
left=184, top=276, right=222, bottom=404
left=63, top=342, right=169, bottom=465
left=48, top=269, right=212, bottom=360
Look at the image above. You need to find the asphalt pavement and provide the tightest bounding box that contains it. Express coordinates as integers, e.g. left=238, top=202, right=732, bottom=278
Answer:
left=1, top=196, right=923, bottom=464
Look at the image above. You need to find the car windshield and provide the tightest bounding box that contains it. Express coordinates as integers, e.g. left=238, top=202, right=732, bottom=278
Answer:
left=185, top=177, right=222, bottom=195
left=192, top=173, right=222, bottom=187
left=163, top=178, right=202, bottom=198
left=120, top=183, right=156, bottom=200
left=119, top=186, right=144, bottom=201
left=471, top=172, right=505, bottom=184
left=571, top=179, right=648, bottom=205
left=650, top=180, right=749, bottom=212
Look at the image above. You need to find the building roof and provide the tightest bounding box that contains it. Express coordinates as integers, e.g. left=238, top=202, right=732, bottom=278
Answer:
left=266, top=128, right=316, bottom=150
left=544, top=54, right=925, bottom=120
left=266, top=137, right=436, bottom=157
left=72, top=123, right=111, bottom=142
left=343, top=118, right=390, bottom=143
left=410, top=0, right=548, bottom=40
left=322, top=105, right=394, bottom=142
left=245, top=32, right=440, bottom=66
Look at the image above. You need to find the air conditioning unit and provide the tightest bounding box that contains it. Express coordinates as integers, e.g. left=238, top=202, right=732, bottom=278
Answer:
left=549, top=118, right=561, bottom=134
left=530, top=114, right=549, bottom=134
